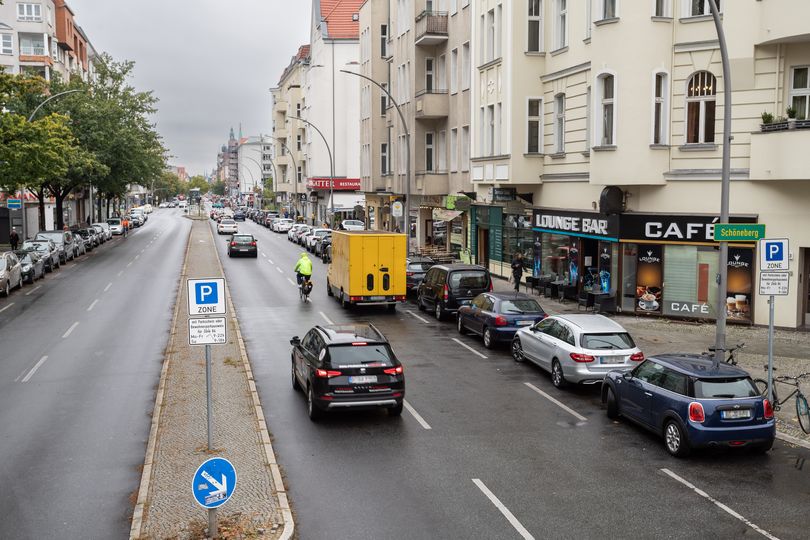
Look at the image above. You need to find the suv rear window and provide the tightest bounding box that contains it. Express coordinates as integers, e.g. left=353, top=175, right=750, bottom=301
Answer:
left=500, top=299, right=544, bottom=314
left=232, top=235, right=253, bottom=244
left=449, top=270, right=489, bottom=290
left=581, top=333, right=636, bottom=350
left=694, top=377, right=759, bottom=399
left=408, top=262, right=433, bottom=272
left=327, top=344, right=396, bottom=368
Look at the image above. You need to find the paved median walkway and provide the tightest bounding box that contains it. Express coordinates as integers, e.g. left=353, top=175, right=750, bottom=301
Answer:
left=131, top=217, right=292, bottom=539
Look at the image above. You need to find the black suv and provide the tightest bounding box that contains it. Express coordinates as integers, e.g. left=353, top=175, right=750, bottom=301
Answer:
left=417, top=263, right=492, bottom=321
left=290, top=324, right=405, bottom=421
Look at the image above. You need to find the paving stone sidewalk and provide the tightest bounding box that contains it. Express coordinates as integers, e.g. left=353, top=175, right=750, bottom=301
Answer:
left=132, top=217, right=288, bottom=539
left=497, top=278, right=810, bottom=445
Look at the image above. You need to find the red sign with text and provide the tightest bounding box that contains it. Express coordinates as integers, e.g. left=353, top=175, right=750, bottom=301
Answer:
left=306, top=177, right=361, bottom=191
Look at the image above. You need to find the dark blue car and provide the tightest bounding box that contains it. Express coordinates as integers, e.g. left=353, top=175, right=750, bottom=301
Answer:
left=602, top=354, right=775, bottom=457
left=457, top=292, right=547, bottom=349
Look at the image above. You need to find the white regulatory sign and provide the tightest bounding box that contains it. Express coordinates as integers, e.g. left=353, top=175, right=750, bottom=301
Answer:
left=189, top=317, right=227, bottom=345
left=759, top=272, right=789, bottom=296
left=187, top=278, right=226, bottom=316
left=759, top=238, right=789, bottom=271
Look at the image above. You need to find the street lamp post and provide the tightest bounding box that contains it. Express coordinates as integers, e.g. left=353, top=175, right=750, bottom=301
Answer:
left=242, top=155, right=269, bottom=209
left=277, top=138, right=300, bottom=219
left=288, top=115, right=335, bottom=226
left=340, top=69, right=411, bottom=243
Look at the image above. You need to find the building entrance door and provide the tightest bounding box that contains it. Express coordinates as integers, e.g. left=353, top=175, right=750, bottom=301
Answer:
left=478, top=228, right=489, bottom=268
left=802, top=248, right=810, bottom=328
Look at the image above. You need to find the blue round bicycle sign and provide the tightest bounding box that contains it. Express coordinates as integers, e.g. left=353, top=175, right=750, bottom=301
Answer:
left=192, top=457, right=237, bottom=509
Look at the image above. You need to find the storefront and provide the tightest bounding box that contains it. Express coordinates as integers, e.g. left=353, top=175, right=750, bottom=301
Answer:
left=306, top=177, right=362, bottom=226
left=618, top=213, right=758, bottom=322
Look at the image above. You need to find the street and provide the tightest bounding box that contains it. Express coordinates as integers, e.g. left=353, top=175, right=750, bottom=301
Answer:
left=216, top=217, right=810, bottom=540
left=0, top=210, right=189, bottom=539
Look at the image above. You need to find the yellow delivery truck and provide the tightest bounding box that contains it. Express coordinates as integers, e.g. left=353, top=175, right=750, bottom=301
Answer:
left=326, top=231, right=407, bottom=310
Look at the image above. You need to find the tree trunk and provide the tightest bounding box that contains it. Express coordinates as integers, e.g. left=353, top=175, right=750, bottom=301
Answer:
left=54, top=194, right=65, bottom=230
left=28, top=186, right=47, bottom=232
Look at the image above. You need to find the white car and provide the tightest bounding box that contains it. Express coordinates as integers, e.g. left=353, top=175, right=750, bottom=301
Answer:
left=511, top=314, right=644, bottom=389
left=274, top=218, right=294, bottom=232
left=178, top=200, right=188, bottom=209
left=288, top=224, right=308, bottom=241
left=341, top=219, right=365, bottom=231
left=107, top=218, right=124, bottom=235
left=306, top=228, right=331, bottom=250
left=158, top=202, right=168, bottom=208
left=92, top=222, right=112, bottom=240
left=217, top=219, right=239, bottom=235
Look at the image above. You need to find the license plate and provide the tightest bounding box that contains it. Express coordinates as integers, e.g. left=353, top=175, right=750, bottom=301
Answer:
left=349, top=375, right=377, bottom=384
left=458, top=300, right=470, bottom=305
left=721, top=409, right=751, bottom=420
left=368, top=296, right=386, bottom=301
left=517, top=320, right=533, bottom=326
left=599, top=356, right=624, bottom=364
left=239, top=248, right=248, bottom=251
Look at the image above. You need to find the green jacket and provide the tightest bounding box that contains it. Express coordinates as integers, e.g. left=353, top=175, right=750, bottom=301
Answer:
left=295, top=256, right=313, bottom=275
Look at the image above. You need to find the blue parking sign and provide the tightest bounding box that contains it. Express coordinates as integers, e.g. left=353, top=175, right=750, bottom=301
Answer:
left=195, top=282, right=219, bottom=304
left=187, top=278, right=226, bottom=316
left=759, top=238, right=789, bottom=271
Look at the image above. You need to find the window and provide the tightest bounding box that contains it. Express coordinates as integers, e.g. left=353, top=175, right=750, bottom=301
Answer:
left=495, top=102, right=502, bottom=155
left=450, top=48, right=458, bottom=93
left=554, top=94, right=565, bottom=153
left=487, top=105, right=495, bottom=155
left=486, top=9, right=495, bottom=62
left=585, top=86, right=591, bottom=151
left=17, top=3, right=42, bottom=22
left=296, top=134, right=302, bottom=151
left=19, top=34, right=46, bottom=56
left=652, top=72, right=668, bottom=144
left=461, top=126, right=470, bottom=171
left=527, top=98, right=542, bottom=153
left=297, top=166, right=303, bottom=183
left=425, top=57, right=434, bottom=92
left=380, top=143, right=389, bottom=174
left=790, top=67, right=810, bottom=120
left=598, top=74, right=616, bottom=145
left=586, top=0, right=592, bottom=38
left=555, top=0, right=568, bottom=49
left=1, top=34, right=12, bottom=55
left=685, top=71, right=716, bottom=144
left=380, top=82, right=389, bottom=115
left=654, top=0, right=669, bottom=16
left=461, top=42, right=470, bottom=90
left=438, top=130, right=447, bottom=171
left=380, top=24, right=388, bottom=57
left=450, top=128, right=458, bottom=171
left=425, top=132, right=434, bottom=171
left=528, top=0, right=542, bottom=52
left=689, top=0, right=719, bottom=17
left=450, top=0, right=457, bottom=14
left=399, top=134, right=408, bottom=174
left=296, top=103, right=301, bottom=117
left=437, top=55, right=446, bottom=90
left=601, top=0, right=617, bottom=19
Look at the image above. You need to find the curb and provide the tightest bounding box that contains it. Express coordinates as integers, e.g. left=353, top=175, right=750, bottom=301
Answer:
left=776, top=431, right=810, bottom=450
left=208, top=223, right=296, bottom=539
left=129, top=225, right=193, bottom=540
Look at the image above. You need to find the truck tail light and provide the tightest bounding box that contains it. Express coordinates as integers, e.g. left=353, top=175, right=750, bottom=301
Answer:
left=763, top=399, right=774, bottom=420
left=630, top=352, right=645, bottom=362
left=494, top=315, right=508, bottom=327
left=442, top=284, right=449, bottom=301
left=689, top=402, right=705, bottom=423
left=315, top=369, right=341, bottom=378
left=569, top=353, right=595, bottom=363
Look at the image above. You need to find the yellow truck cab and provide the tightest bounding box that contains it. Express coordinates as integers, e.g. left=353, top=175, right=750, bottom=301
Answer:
left=326, top=231, right=407, bottom=310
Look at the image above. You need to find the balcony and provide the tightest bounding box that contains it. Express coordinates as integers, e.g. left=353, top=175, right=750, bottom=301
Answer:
left=415, top=11, right=448, bottom=46
left=414, top=89, right=449, bottom=120
left=750, top=0, right=810, bottom=45
left=274, top=127, right=289, bottom=139
left=415, top=170, right=449, bottom=195
left=275, top=100, right=288, bottom=113
left=750, top=127, right=810, bottom=181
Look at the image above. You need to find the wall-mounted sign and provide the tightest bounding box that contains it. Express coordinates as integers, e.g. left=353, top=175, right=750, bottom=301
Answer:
left=621, top=213, right=757, bottom=243
left=532, top=209, right=619, bottom=240
left=306, top=177, right=361, bottom=191
left=492, top=188, right=516, bottom=202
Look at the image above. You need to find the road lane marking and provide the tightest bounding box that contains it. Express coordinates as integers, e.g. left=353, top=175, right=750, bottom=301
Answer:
left=0, top=303, right=14, bottom=313
left=25, top=286, right=41, bottom=296
left=118, top=270, right=124, bottom=277
left=661, top=469, right=779, bottom=540
left=268, top=258, right=274, bottom=264
left=472, top=479, right=535, bottom=540
left=276, top=267, right=283, bottom=274
left=523, top=382, right=587, bottom=423
left=104, top=282, right=112, bottom=292
left=62, top=321, right=79, bottom=338
left=135, top=254, right=140, bottom=260
left=319, top=312, right=334, bottom=325
left=21, top=356, right=49, bottom=383
left=287, top=277, right=297, bottom=287
left=452, top=337, right=488, bottom=359
left=405, top=310, right=430, bottom=324
left=126, top=261, right=133, bottom=267
left=403, top=400, right=432, bottom=430
left=140, top=249, right=145, bottom=253
left=87, top=299, right=99, bottom=312
left=261, top=252, right=267, bottom=257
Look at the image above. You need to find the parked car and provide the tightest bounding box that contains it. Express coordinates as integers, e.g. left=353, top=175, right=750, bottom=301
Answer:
left=340, top=219, right=365, bottom=231
left=405, top=257, right=435, bottom=293
left=107, top=218, right=125, bottom=236
left=0, top=251, right=24, bottom=295
left=314, top=233, right=332, bottom=257
left=294, top=226, right=312, bottom=244
left=458, top=293, right=547, bottom=349
left=290, top=323, right=405, bottom=420
left=91, top=223, right=110, bottom=242
left=274, top=218, right=294, bottom=233
left=35, top=230, right=76, bottom=263
left=14, top=250, right=45, bottom=283
left=264, top=213, right=279, bottom=228
left=306, top=229, right=331, bottom=251
left=158, top=202, right=168, bottom=208
left=73, top=233, right=87, bottom=256
left=227, top=234, right=258, bottom=258
left=233, top=211, right=246, bottom=222
left=511, top=314, right=644, bottom=389
left=22, top=239, right=59, bottom=271
left=217, top=219, right=239, bottom=235
left=323, top=242, right=332, bottom=264
left=288, top=224, right=308, bottom=241
left=602, top=354, right=776, bottom=457
left=417, top=264, right=492, bottom=321
left=75, top=229, right=97, bottom=250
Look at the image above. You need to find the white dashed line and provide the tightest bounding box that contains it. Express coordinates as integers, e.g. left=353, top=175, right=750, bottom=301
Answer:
left=104, top=282, right=112, bottom=292
left=0, top=303, right=14, bottom=313
left=140, top=249, right=145, bottom=254
left=276, top=267, right=283, bottom=274
left=405, top=310, right=431, bottom=324
left=452, top=337, right=488, bottom=359
left=134, top=254, right=140, bottom=260
left=523, top=382, right=587, bottom=423
left=268, top=259, right=274, bottom=265
left=21, top=356, right=49, bottom=383
left=319, top=311, right=334, bottom=325
left=126, top=261, right=133, bottom=268
left=25, top=286, right=41, bottom=296
left=117, top=270, right=124, bottom=277
left=403, top=400, right=432, bottom=430
left=661, top=469, right=780, bottom=540
left=87, top=299, right=99, bottom=312
left=62, top=321, right=79, bottom=338
left=287, top=277, right=297, bottom=287
left=472, top=479, right=535, bottom=540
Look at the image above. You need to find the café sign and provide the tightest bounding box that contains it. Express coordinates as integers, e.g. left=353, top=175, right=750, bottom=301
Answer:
left=621, top=214, right=758, bottom=243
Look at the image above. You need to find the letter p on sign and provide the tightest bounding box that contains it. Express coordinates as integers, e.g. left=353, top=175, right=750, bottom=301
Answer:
left=196, top=282, right=218, bottom=304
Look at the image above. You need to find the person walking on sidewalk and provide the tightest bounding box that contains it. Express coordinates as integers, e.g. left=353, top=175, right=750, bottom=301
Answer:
left=9, top=227, right=19, bottom=251
left=511, top=252, right=524, bottom=293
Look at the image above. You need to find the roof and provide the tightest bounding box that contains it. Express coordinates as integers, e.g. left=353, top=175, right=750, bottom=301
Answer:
left=650, top=354, right=751, bottom=379
left=556, top=314, right=625, bottom=332
left=277, top=44, right=311, bottom=86
left=317, top=324, right=386, bottom=344
left=319, top=0, right=363, bottom=39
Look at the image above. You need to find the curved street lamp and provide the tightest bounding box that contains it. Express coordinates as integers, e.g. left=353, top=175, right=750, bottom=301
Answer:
left=287, top=115, right=335, bottom=225
left=277, top=138, right=300, bottom=217
left=243, top=154, right=277, bottom=209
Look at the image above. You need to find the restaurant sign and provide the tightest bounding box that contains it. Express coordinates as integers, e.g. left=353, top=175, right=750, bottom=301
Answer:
left=306, top=177, right=361, bottom=191
left=621, top=214, right=758, bottom=243
left=532, top=209, right=619, bottom=240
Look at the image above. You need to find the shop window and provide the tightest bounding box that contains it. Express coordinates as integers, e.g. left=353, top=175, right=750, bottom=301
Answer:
left=790, top=67, right=809, bottom=120
left=685, top=71, right=716, bottom=144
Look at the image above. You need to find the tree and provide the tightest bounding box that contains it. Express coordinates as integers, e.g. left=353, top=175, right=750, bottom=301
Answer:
left=210, top=180, right=226, bottom=196
left=187, top=175, right=209, bottom=193
left=47, top=145, right=108, bottom=229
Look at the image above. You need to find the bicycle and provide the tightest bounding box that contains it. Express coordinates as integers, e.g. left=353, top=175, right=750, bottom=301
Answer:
left=753, top=371, right=810, bottom=434
left=704, top=342, right=745, bottom=365
left=299, top=275, right=313, bottom=303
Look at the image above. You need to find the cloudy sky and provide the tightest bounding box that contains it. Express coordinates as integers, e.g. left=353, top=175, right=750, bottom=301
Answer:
left=68, top=0, right=312, bottom=176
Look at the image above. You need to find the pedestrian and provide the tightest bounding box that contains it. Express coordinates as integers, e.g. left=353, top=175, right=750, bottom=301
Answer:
left=511, top=252, right=524, bottom=293
left=9, top=227, right=19, bottom=251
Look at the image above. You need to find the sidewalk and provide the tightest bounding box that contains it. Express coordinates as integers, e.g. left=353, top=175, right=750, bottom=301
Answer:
left=496, top=277, right=810, bottom=446
left=130, top=217, right=292, bottom=539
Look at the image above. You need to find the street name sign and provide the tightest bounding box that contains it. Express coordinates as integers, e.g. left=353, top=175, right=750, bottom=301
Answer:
left=759, top=272, right=789, bottom=296
left=759, top=238, right=789, bottom=271
left=192, top=457, right=237, bottom=509
left=6, top=199, right=22, bottom=210
left=189, top=317, right=227, bottom=345
left=713, top=223, right=765, bottom=242
left=187, top=278, right=226, bottom=316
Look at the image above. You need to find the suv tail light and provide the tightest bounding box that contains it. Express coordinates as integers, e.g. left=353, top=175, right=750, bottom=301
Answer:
left=630, top=352, right=645, bottom=362
left=494, top=315, right=508, bottom=327
left=569, top=353, right=595, bottom=363
left=442, top=284, right=449, bottom=301
left=406, top=272, right=414, bottom=277
left=250, top=241, right=256, bottom=246
left=230, top=241, right=237, bottom=246
left=763, top=399, right=774, bottom=420
left=383, top=366, right=403, bottom=375
left=315, top=369, right=341, bottom=378
left=689, top=402, right=705, bottom=423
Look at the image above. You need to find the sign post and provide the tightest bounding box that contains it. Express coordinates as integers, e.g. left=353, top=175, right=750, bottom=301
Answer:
left=758, top=238, right=789, bottom=404
left=192, top=457, right=237, bottom=540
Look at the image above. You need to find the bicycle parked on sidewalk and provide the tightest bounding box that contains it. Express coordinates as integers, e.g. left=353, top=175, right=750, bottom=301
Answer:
left=703, top=342, right=745, bottom=365
left=753, top=371, right=810, bottom=434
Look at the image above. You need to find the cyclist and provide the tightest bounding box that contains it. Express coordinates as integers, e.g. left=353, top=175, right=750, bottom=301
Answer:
left=294, top=252, right=313, bottom=287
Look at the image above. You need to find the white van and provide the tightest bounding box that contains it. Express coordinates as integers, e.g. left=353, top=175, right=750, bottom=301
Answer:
left=178, top=200, right=188, bottom=209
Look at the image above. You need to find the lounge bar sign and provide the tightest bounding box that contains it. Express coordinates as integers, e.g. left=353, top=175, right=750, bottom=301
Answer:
left=532, top=209, right=619, bottom=240
left=621, top=213, right=758, bottom=243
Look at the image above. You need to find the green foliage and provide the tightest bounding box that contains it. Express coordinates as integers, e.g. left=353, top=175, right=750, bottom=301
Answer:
left=211, top=180, right=226, bottom=196
left=187, top=175, right=210, bottom=192
left=786, top=106, right=797, bottom=119
left=761, top=112, right=774, bottom=124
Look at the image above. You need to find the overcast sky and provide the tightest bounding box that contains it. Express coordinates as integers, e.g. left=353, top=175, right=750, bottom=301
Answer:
left=67, top=0, right=312, bottom=177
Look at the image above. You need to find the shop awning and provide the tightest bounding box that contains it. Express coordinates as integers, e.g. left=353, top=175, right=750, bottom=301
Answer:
left=432, top=208, right=463, bottom=221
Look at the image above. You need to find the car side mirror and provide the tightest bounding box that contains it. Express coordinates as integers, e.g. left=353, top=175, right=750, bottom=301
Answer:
left=290, top=336, right=300, bottom=346
left=622, top=372, right=633, bottom=380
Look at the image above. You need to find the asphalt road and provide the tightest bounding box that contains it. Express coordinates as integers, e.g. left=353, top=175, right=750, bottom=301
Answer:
left=0, top=210, right=189, bottom=539
left=218, top=217, right=810, bottom=540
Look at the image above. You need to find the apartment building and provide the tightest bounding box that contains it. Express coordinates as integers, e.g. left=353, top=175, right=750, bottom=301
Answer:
left=235, top=136, right=274, bottom=206
left=467, top=0, right=810, bottom=329
left=359, top=0, right=473, bottom=250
